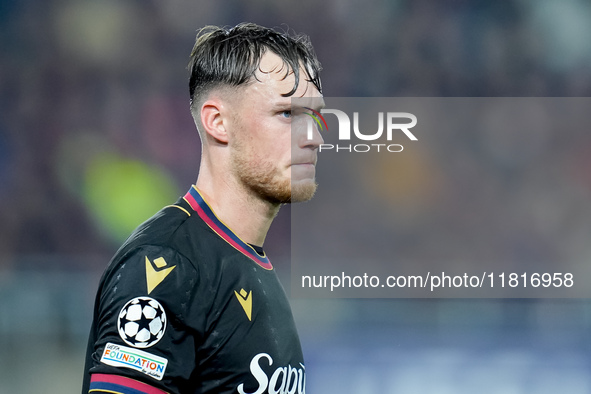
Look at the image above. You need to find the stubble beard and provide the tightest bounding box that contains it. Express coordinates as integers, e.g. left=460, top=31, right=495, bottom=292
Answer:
left=231, top=141, right=317, bottom=205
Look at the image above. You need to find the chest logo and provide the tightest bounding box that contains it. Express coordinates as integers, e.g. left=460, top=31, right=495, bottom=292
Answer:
left=145, top=256, right=176, bottom=295
left=234, top=288, right=253, bottom=321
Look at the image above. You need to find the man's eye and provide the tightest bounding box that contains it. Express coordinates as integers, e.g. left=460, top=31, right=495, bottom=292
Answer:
left=281, top=110, right=292, bottom=118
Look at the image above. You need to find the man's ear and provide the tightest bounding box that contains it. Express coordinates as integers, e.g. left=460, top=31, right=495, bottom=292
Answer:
left=200, top=98, right=229, bottom=144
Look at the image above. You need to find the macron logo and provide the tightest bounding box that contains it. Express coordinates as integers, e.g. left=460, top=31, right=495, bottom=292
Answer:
left=145, top=256, right=176, bottom=295
left=234, top=288, right=253, bottom=321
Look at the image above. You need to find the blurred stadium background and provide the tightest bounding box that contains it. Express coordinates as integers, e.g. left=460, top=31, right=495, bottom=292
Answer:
left=2, top=0, right=591, bottom=392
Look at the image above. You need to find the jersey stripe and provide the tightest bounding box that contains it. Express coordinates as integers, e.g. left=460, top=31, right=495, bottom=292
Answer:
left=89, top=374, right=168, bottom=394
left=183, top=186, right=273, bottom=270
left=164, top=204, right=191, bottom=217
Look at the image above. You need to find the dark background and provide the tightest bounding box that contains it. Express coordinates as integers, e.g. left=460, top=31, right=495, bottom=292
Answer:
left=1, top=1, right=591, bottom=392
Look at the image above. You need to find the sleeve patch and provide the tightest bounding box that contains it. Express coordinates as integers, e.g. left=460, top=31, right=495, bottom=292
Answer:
left=99, top=343, right=168, bottom=381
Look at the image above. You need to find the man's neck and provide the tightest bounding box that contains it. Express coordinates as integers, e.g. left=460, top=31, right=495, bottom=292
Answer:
left=194, top=180, right=280, bottom=247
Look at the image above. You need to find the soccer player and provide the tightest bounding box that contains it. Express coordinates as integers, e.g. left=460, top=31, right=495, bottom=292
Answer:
left=81, top=23, right=323, bottom=394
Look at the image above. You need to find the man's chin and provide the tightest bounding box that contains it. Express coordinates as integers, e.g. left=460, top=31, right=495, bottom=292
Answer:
left=289, top=180, right=318, bottom=203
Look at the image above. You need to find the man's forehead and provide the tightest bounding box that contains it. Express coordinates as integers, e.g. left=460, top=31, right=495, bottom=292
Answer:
left=257, top=51, right=288, bottom=75
left=253, top=52, right=321, bottom=98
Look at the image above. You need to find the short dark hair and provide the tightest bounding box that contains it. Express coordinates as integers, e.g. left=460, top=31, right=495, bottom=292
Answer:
left=188, top=23, right=322, bottom=110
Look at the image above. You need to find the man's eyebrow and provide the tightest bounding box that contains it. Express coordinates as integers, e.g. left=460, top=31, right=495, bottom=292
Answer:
left=271, top=101, right=294, bottom=110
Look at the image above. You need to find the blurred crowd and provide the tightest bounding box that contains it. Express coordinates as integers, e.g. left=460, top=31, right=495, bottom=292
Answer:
left=2, top=0, right=591, bottom=272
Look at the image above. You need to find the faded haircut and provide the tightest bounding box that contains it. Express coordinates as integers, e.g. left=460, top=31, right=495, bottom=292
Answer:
left=188, top=23, right=322, bottom=112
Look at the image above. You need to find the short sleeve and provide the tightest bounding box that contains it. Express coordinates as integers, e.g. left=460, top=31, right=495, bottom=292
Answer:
left=87, top=245, right=202, bottom=393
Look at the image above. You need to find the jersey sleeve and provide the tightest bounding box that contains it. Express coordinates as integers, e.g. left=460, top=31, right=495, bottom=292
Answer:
left=86, top=244, right=205, bottom=393
left=87, top=374, right=170, bottom=394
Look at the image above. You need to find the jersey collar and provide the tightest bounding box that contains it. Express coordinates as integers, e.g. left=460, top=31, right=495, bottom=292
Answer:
left=183, top=186, right=273, bottom=270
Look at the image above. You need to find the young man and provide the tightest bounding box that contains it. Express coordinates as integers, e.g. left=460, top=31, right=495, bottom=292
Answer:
left=82, top=23, right=323, bottom=394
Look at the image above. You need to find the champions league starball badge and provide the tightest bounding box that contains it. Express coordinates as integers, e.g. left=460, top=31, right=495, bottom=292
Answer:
left=117, top=296, right=167, bottom=348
